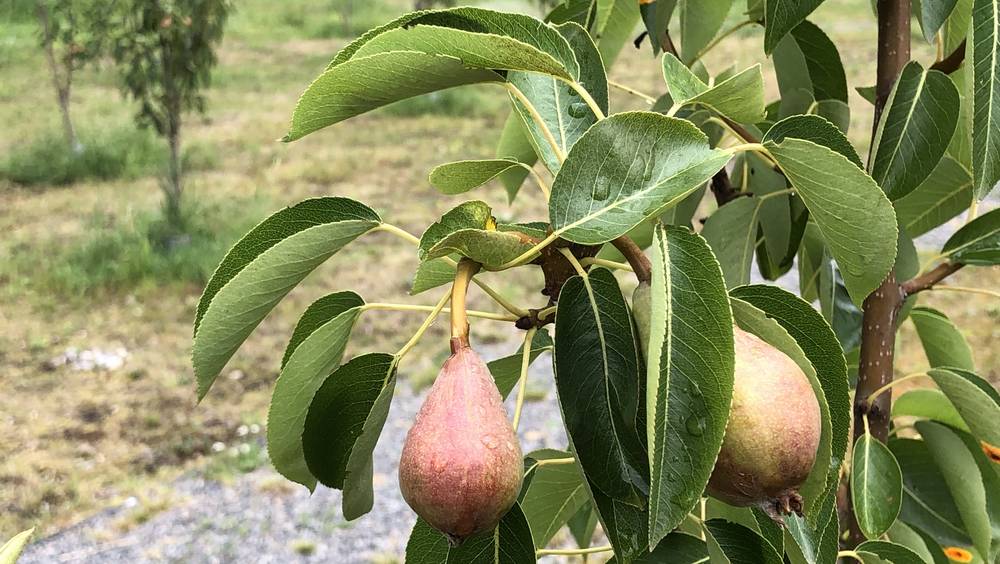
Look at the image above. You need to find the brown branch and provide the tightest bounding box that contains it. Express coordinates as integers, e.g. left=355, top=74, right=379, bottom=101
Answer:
left=930, top=39, right=966, bottom=74
left=900, top=262, right=964, bottom=295
left=611, top=236, right=652, bottom=283
left=710, top=169, right=742, bottom=206
left=847, top=0, right=911, bottom=547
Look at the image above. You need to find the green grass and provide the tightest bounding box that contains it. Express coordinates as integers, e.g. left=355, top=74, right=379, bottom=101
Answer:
left=0, top=125, right=167, bottom=187
left=1, top=195, right=269, bottom=297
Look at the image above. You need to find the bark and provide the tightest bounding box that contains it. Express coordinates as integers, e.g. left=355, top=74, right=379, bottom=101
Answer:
left=846, top=0, right=910, bottom=546
left=37, top=2, right=81, bottom=153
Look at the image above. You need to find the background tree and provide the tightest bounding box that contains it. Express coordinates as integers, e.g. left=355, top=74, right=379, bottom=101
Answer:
left=34, top=0, right=110, bottom=153
left=110, top=0, right=230, bottom=228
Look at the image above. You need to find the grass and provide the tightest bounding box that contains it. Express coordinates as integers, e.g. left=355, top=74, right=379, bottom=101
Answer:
left=0, top=0, right=997, bottom=551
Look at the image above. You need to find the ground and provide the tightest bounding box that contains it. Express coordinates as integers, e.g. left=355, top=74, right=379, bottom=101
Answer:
left=0, top=0, right=997, bottom=561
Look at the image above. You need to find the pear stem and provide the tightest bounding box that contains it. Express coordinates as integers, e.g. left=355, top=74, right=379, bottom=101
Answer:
left=451, top=258, right=482, bottom=340
left=511, top=327, right=537, bottom=430
left=534, top=457, right=576, bottom=467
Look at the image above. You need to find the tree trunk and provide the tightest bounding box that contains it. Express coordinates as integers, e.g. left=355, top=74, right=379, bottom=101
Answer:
left=845, top=0, right=910, bottom=546
left=37, top=2, right=82, bottom=153
left=164, top=122, right=183, bottom=227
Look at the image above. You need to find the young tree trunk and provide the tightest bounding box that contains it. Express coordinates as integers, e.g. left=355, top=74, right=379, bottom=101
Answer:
left=164, top=121, right=183, bottom=227
left=37, top=2, right=82, bottom=153
left=845, top=0, right=910, bottom=545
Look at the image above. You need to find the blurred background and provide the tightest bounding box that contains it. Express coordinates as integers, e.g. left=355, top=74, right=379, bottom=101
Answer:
left=0, top=0, right=996, bottom=562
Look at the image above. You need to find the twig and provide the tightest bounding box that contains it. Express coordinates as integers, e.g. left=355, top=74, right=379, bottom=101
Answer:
left=611, top=235, right=652, bottom=283
left=900, top=262, right=964, bottom=295
left=930, top=39, right=966, bottom=74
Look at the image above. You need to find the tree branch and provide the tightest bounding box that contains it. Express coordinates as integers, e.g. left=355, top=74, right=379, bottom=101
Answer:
left=710, top=169, right=742, bottom=206
left=611, top=235, right=652, bottom=283
left=900, top=262, right=964, bottom=295
left=930, top=39, right=966, bottom=74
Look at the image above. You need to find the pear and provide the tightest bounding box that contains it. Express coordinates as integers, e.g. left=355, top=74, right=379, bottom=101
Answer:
left=399, top=338, right=523, bottom=544
left=707, top=327, right=821, bottom=520
left=631, top=281, right=652, bottom=357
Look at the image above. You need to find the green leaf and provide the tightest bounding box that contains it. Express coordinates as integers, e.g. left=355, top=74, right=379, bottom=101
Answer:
left=0, top=529, right=33, bottom=564
left=890, top=438, right=972, bottom=549
left=280, top=292, right=364, bottom=369
left=508, top=22, right=609, bottom=174
left=286, top=8, right=581, bottom=141
left=927, top=367, right=1000, bottom=448
left=661, top=55, right=767, bottom=123
left=764, top=137, right=898, bottom=304
left=587, top=482, right=649, bottom=560
left=594, top=0, right=641, bottom=66
left=645, top=224, right=735, bottom=548
left=785, top=493, right=840, bottom=564
left=894, top=156, right=973, bottom=237
left=429, top=159, right=527, bottom=195
left=404, top=503, right=536, bottom=563
left=495, top=112, right=539, bottom=202
left=554, top=268, right=648, bottom=506
left=852, top=431, right=903, bottom=539
left=971, top=0, right=1000, bottom=197
left=942, top=207, right=1000, bottom=265
left=730, top=298, right=833, bottom=517
left=566, top=502, right=599, bottom=548
left=419, top=201, right=493, bottom=261
left=922, top=0, right=960, bottom=42
left=910, top=307, right=975, bottom=370
left=679, top=0, right=733, bottom=63
left=856, top=540, right=928, bottom=564
left=302, top=353, right=396, bottom=519
left=729, top=284, right=851, bottom=505
left=425, top=228, right=536, bottom=270
left=705, top=519, right=783, bottom=564
left=887, top=521, right=938, bottom=564
left=943, top=0, right=973, bottom=56
left=193, top=197, right=380, bottom=399
left=608, top=532, right=709, bottom=563
left=892, top=388, right=970, bottom=432
left=763, top=114, right=862, bottom=167
left=520, top=449, right=590, bottom=548
left=267, top=301, right=366, bottom=489
left=410, top=257, right=456, bottom=295
left=870, top=62, right=961, bottom=199
left=640, top=0, right=677, bottom=56
left=702, top=197, right=760, bottom=288
left=549, top=111, right=730, bottom=245
left=764, top=0, right=824, bottom=53
left=798, top=222, right=826, bottom=302
left=817, top=254, right=863, bottom=351
left=487, top=330, right=553, bottom=399
left=772, top=20, right=849, bottom=103
left=916, top=421, right=993, bottom=558
left=704, top=499, right=785, bottom=557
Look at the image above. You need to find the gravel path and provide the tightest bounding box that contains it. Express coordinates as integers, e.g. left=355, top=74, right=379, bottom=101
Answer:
left=20, top=199, right=996, bottom=564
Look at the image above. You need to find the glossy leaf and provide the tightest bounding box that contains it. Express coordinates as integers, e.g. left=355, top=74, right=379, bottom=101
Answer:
left=280, top=292, right=365, bottom=369
left=702, top=197, right=760, bottom=288
left=891, top=438, right=973, bottom=549
left=784, top=493, right=840, bottom=564
left=910, top=306, right=975, bottom=370
left=488, top=330, right=553, bottom=399
left=661, top=54, right=767, bottom=123
left=852, top=432, right=903, bottom=539
left=922, top=0, right=961, bottom=41
left=764, top=0, right=825, bottom=53
left=729, top=284, right=851, bottom=502
left=549, top=111, right=729, bottom=245
left=554, top=268, right=647, bottom=505
left=763, top=114, right=862, bottom=167
left=594, top=0, right=641, bottom=66
left=772, top=20, right=848, bottom=103
left=508, top=22, right=608, bottom=173
left=869, top=62, right=960, bottom=200
left=566, top=503, right=598, bottom=548
left=943, top=0, right=973, bottom=56
left=941, top=207, right=1000, bottom=265
left=193, top=198, right=380, bottom=398
left=705, top=519, right=783, bottom=564
left=418, top=200, right=493, bottom=260
left=971, top=0, right=1000, bottom=197
left=587, top=480, right=649, bottom=560
left=887, top=521, right=938, bottom=564
left=608, top=532, right=708, bottom=563
left=425, top=229, right=536, bottom=270
left=856, top=540, right=927, bottom=564
left=927, top=367, right=1000, bottom=450
left=817, top=253, right=863, bottom=351
left=429, top=159, right=527, bottom=195
left=645, top=224, right=734, bottom=547
left=916, top=421, right=993, bottom=558
left=287, top=8, right=582, bottom=140
left=892, top=388, right=970, bottom=432
left=495, top=112, right=538, bottom=202
left=764, top=137, right=897, bottom=304
left=679, top=0, right=732, bottom=63
left=519, top=449, right=589, bottom=548
left=302, top=353, right=396, bottom=519
left=0, top=529, right=33, bottom=564
left=404, top=504, right=536, bottom=563
left=410, top=258, right=456, bottom=295
left=894, top=156, right=973, bottom=237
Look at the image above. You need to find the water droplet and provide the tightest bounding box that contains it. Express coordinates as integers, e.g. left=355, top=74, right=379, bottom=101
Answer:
left=641, top=154, right=654, bottom=184
left=592, top=177, right=611, bottom=201
left=685, top=414, right=707, bottom=437
left=481, top=435, right=499, bottom=449
left=568, top=102, right=589, bottom=119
